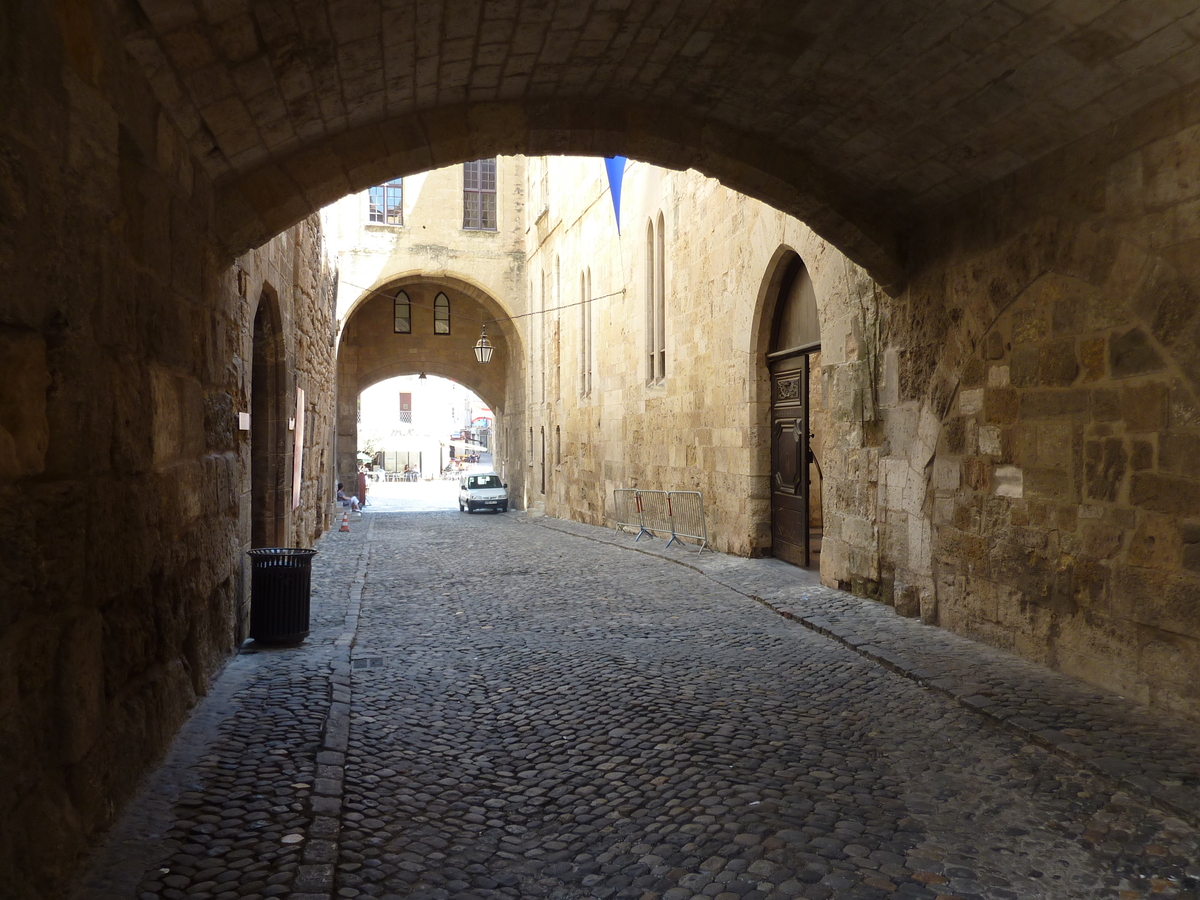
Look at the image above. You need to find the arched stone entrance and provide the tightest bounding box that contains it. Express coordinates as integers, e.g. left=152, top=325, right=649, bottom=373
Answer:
left=251, top=288, right=288, bottom=550
left=766, top=255, right=823, bottom=568
left=336, top=276, right=518, bottom=496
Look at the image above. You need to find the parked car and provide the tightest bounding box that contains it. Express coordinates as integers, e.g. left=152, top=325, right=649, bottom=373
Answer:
left=458, top=472, right=508, bottom=513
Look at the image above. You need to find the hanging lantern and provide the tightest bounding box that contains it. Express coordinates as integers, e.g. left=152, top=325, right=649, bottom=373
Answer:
left=474, top=326, right=494, bottom=363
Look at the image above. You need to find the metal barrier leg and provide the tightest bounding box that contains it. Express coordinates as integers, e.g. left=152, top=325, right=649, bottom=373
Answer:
left=664, top=495, right=679, bottom=548
left=634, top=492, right=652, bottom=541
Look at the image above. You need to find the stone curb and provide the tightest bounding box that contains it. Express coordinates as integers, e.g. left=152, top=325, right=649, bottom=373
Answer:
left=527, top=514, right=1200, bottom=831
left=306, top=514, right=374, bottom=900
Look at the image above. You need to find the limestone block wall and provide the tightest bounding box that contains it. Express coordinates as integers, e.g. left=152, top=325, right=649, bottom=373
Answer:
left=928, top=270, right=1196, bottom=706
left=525, top=159, right=872, bottom=557
left=230, top=217, right=339, bottom=634
left=0, top=4, right=337, bottom=896
left=851, top=83, right=1200, bottom=719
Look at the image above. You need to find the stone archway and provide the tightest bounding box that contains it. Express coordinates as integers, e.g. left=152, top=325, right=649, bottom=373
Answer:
left=250, top=287, right=288, bottom=551
left=336, top=277, right=515, bottom=495
left=749, top=249, right=825, bottom=568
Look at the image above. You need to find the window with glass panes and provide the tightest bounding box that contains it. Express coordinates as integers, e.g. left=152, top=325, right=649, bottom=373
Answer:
left=463, top=159, right=497, bottom=230
left=434, top=292, right=450, bottom=334
left=369, top=179, right=403, bottom=225
left=394, top=290, right=411, bottom=333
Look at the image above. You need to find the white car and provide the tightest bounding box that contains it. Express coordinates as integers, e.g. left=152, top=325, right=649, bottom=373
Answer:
left=458, top=472, right=509, bottom=513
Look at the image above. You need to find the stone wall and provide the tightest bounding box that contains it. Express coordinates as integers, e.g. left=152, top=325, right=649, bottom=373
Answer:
left=525, top=159, right=872, bottom=557
left=847, top=83, right=1200, bottom=719
left=230, top=218, right=339, bottom=634
left=0, top=3, right=337, bottom=895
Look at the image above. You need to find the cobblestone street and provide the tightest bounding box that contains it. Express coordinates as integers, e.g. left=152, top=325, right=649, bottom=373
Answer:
left=76, top=508, right=1200, bottom=900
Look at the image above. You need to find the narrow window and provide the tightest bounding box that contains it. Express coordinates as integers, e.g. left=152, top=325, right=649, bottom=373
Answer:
left=463, top=159, right=497, bottom=230
left=646, top=214, right=666, bottom=383
left=586, top=269, right=593, bottom=395
left=556, top=425, right=561, bottom=465
left=529, top=275, right=537, bottom=404
left=540, top=270, right=547, bottom=404
left=580, top=269, right=593, bottom=397
left=394, top=290, right=411, bottom=334
left=580, top=271, right=587, bottom=395
left=540, top=425, right=546, bottom=494
left=434, top=292, right=450, bottom=334
left=656, top=211, right=666, bottom=380
left=554, top=256, right=562, bottom=400
left=540, top=156, right=549, bottom=216
left=369, top=178, right=403, bottom=225
left=646, top=220, right=656, bottom=382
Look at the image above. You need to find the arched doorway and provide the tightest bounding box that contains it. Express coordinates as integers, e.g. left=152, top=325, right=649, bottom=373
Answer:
left=768, top=256, right=823, bottom=569
left=251, top=289, right=287, bottom=549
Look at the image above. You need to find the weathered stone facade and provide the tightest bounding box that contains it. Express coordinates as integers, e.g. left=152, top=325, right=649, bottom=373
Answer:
left=0, top=211, right=337, bottom=900
left=864, top=103, right=1200, bottom=716
left=323, top=161, right=529, bottom=495
left=522, top=159, right=867, bottom=556
left=526, top=148, right=1200, bottom=719
left=0, top=5, right=338, bottom=891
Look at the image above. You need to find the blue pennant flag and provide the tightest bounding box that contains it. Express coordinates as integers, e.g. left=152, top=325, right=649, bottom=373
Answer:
left=604, top=156, right=627, bottom=234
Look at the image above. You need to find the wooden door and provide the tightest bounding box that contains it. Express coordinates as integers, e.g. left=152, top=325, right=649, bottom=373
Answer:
left=771, top=354, right=810, bottom=567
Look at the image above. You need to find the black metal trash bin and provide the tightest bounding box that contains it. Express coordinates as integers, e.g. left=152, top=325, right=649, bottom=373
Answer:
left=248, top=548, right=318, bottom=643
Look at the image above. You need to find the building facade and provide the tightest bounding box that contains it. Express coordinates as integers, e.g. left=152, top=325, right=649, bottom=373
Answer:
left=324, top=158, right=530, bottom=498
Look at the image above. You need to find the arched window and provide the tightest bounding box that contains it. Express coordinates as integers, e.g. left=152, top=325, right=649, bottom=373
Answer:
left=434, top=292, right=450, bottom=334
left=656, top=211, right=666, bottom=379
left=580, top=268, right=593, bottom=397
left=394, top=290, right=411, bottom=334
left=554, top=255, right=561, bottom=400
left=539, top=270, right=547, bottom=403
left=646, top=214, right=666, bottom=383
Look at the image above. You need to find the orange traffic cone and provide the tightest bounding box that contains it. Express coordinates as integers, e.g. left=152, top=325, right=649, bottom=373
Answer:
left=339, top=510, right=350, bottom=532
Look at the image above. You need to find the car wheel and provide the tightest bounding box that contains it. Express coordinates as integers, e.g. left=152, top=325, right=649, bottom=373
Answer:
left=459, top=500, right=465, bottom=512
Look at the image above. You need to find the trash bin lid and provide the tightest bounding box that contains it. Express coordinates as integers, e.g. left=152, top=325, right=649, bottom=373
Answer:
left=247, top=548, right=318, bottom=559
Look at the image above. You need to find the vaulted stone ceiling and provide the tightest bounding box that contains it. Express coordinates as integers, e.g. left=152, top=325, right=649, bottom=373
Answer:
left=119, top=0, right=1200, bottom=289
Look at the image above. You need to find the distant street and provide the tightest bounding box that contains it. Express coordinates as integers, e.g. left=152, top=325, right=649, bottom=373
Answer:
left=363, top=479, right=461, bottom=513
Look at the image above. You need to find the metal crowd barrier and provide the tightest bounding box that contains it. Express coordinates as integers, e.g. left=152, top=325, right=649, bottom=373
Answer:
left=613, top=489, right=649, bottom=539
left=611, top=489, right=708, bottom=553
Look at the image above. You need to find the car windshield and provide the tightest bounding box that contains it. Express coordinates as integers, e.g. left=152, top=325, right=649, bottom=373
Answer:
left=469, top=475, right=502, bottom=489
